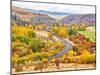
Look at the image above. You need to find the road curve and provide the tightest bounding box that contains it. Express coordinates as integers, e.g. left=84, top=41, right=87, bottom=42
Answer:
left=45, top=28, right=73, bottom=60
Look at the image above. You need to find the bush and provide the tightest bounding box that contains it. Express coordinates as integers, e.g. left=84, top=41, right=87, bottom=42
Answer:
left=12, top=25, right=36, bottom=40
left=12, top=41, right=32, bottom=57
left=68, top=50, right=75, bottom=57
left=28, top=31, right=36, bottom=38
left=48, top=32, right=53, bottom=38
left=80, top=50, right=95, bottom=64
left=41, top=52, right=49, bottom=58
left=12, top=54, right=19, bottom=64
left=68, top=28, right=76, bottom=35
left=41, top=58, right=48, bottom=63
left=30, top=38, right=44, bottom=53
left=34, top=52, right=42, bottom=61
left=16, top=35, right=30, bottom=44
left=12, top=34, right=17, bottom=42
left=60, top=55, right=67, bottom=63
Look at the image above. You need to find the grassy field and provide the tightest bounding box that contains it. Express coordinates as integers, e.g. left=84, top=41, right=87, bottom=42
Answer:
left=78, top=31, right=95, bottom=42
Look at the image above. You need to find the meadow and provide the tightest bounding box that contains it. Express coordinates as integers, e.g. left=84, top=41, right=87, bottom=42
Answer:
left=78, top=31, right=95, bottom=42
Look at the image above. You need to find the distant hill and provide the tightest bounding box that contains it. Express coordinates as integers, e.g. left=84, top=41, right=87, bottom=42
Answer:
left=12, top=6, right=56, bottom=25
left=31, top=9, right=71, bottom=16
left=59, top=14, right=95, bottom=25
left=12, top=6, right=95, bottom=25
left=27, top=9, right=72, bottom=19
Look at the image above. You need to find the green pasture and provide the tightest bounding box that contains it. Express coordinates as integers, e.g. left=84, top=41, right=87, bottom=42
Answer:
left=78, top=31, right=95, bottom=42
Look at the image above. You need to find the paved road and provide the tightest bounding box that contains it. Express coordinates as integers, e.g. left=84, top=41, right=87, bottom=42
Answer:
left=45, top=28, right=73, bottom=60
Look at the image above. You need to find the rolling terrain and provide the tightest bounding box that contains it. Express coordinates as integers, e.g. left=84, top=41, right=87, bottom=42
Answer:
left=12, top=6, right=56, bottom=25
left=12, top=6, right=95, bottom=25
left=60, top=14, right=95, bottom=25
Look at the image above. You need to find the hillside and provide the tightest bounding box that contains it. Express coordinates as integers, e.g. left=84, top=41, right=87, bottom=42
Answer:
left=59, top=14, right=95, bottom=25
left=12, top=6, right=56, bottom=25
left=12, top=6, right=95, bottom=25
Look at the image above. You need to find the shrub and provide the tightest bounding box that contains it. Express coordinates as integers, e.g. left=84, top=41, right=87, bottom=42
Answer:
left=12, top=54, right=19, bottom=64
left=68, top=50, right=75, bottom=57
left=12, top=25, right=36, bottom=38
left=30, top=38, right=44, bottom=53
left=34, top=52, right=42, bottom=61
left=80, top=50, right=95, bottom=64
left=48, top=32, right=53, bottom=38
left=28, top=31, right=36, bottom=38
left=16, top=35, right=30, bottom=44
left=41, top=58, right=48, bottom=63
left=12, top=34, right=17, bottom=42
left=41, top=52, right=49, bottom=58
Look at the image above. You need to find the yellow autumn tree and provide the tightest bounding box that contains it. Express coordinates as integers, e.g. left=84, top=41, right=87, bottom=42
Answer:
left=81, top=49, right=93, bottom=64
left=58, top=27, right=68, bottom=38
left=68, top=50, right=75, bottom=57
